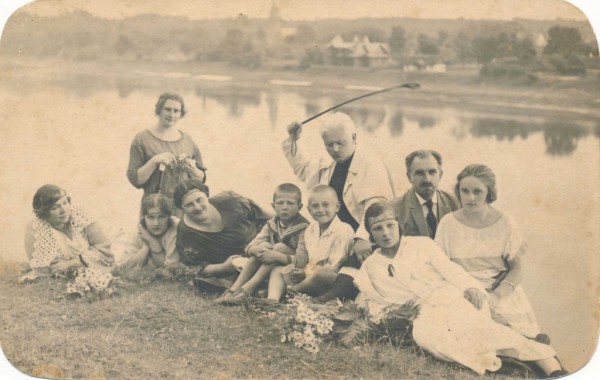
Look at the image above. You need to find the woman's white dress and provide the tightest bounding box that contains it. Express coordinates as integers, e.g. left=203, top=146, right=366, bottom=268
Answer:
left=435, top=213, right=540, bottom=337
left=354, top=236, right=555, bottom=375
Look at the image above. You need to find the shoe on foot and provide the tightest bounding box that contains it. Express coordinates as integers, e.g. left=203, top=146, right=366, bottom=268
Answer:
left=220, top=288, right=250, bottom=306
left=547, top=369, right=569, bottom=378
left=534, top=333, right=551, bottom=345
left=214, top=289, right=235, bottom=305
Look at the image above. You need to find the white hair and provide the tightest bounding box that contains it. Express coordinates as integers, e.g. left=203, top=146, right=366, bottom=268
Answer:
left=318, top=112, right=357, bottom=138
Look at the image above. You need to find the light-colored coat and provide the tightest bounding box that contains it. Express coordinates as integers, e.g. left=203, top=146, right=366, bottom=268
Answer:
left=282, top=137, right=396, bottom=234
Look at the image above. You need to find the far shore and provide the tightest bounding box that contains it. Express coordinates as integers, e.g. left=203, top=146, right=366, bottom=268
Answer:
left=2, top=56, right=600, bottom=125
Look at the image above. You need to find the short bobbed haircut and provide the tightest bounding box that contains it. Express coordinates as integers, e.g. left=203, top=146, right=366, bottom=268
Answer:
left=32, top=184, right=70, bottom=219
left=155, top=93, right=186, bottom=118
left=273, top=183, right=302, bottom=204
left=141, top=193, right=174, bottom=217
left=364, top=201, right=402, bottom=243
left=318, top=112, right=357, bottom=138
left=173, top=179, right=210, bottom=209
left=454, top=164, right=498, bottom=204
left=405, top=149, right=443, bottom=173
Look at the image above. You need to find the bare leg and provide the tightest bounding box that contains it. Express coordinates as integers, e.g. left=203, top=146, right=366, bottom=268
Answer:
left=267, top=266, right=286, bottom=302
left=291, top=268, right=337, bottom=297
left=228, top=256, right=260, bottom=292
left=241, top=263, right=275, bottom=294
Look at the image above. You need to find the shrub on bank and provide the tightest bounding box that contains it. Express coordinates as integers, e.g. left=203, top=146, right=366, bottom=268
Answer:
left=480, top=61, right=538, bottom=84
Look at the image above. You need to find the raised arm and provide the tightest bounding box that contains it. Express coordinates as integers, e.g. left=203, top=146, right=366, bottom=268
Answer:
left=281, top=122, right=323, bottom=188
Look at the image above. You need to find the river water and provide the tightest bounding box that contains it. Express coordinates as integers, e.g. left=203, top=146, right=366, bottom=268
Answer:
left=0, top=72, right=598, bottom=371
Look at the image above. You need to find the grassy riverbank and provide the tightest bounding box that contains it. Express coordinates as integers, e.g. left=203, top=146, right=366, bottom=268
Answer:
left=0, top=263, right=528, bottom=380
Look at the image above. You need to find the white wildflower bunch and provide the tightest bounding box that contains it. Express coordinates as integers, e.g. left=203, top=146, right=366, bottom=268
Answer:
left=65, top=264, right=117, bottom=297
left=282, top=295, right=335, bottom=354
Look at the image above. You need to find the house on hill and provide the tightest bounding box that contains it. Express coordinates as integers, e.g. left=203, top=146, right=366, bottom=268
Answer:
left=327, top=35, right=391, bottom=67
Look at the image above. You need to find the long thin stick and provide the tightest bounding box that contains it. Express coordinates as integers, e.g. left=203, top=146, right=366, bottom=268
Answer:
left=302, top=82, right=419, bottom=125
left=291, top=82, right=420, bottom=156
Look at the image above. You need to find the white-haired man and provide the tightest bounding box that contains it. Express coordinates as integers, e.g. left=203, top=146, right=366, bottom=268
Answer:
left=283, top=112, right=396, bottom=300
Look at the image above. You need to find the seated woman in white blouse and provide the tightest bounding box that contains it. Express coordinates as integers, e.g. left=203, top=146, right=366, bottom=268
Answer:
left=354, top=202, right=566, bottom=378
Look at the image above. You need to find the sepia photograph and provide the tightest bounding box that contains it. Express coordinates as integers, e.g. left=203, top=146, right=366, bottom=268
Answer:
left=0, top=0, right=598, bottom=379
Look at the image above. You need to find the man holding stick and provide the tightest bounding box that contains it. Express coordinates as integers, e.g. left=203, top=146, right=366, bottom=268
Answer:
left=282, top=112, right=396, bottom=300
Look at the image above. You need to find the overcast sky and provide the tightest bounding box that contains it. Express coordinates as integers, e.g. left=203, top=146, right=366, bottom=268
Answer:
left=0, top=0, right=596, bottom=21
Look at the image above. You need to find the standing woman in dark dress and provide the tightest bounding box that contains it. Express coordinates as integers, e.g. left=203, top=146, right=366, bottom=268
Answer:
left=127, top=93, right=206, bottom=215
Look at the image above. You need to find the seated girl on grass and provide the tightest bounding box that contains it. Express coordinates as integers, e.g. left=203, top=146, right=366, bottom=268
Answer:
left=215, top=184, right=309, bottom=305
left=265, top=185, right=355, bottom=304
left=112, top=194, right=180, bottom=279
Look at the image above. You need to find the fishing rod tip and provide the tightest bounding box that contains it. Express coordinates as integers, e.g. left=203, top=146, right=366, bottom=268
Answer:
left=403, top=82, right=420, bottom=89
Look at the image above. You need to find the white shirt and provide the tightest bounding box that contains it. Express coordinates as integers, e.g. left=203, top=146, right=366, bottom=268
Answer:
left=415, top=191, right=439, bottom=220
left=299, top=216, right=355, bottom=274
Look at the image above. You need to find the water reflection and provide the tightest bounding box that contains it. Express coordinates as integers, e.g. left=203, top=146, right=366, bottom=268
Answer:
left=543, top=122, right=588, bottom=156
left=345, top=106, right=386, bottom=133
left=266, top=91, right=278, bottom=129
left=471, top=118, right=533, bottom=141
left=52, top=74, right=113, bottom=98
left=195, top=86, right=260, bottom=118
left=471, top=117, right=591, bottom=156
left=304, top=100, right=321, bottom=118
left=116, top=78, right=137, bottom=99
left=418, top=116, right=436, bottom=129
left=389, top=111, right=405, bottom=136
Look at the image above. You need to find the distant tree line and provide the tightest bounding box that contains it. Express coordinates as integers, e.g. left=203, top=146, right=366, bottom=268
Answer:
left=1, top=10, right=598, bottom=77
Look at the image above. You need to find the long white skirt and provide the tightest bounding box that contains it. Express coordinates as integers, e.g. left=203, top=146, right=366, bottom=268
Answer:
left=412, top=286, right=556, bottom=375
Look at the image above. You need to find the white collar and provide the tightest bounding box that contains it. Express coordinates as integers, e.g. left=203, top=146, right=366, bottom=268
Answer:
left=415, top=191, right=438, bottom=206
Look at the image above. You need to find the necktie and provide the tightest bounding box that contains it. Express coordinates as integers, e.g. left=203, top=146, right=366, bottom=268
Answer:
left=425, top=200, right=437, bottom=238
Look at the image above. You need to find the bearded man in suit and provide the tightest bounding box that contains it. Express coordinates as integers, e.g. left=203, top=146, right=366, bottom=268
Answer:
left=391, top=149, right=460, bottom=239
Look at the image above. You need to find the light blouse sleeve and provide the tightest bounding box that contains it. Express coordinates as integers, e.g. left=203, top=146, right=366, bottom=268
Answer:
left=84, top=222, right=115, bottom=265
left=426, top=238, right=484, bottom=293
left=503, top=214, right=527, bottom=261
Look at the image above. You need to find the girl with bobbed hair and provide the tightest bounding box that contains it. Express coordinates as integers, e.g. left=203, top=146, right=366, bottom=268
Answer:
left=436, top=164, right=546, bottom=342
left=21, top=184, right=115, bottom=292
left=112, top=193, right=180, bottom=274
left=127, top=92, right=207, bottom=215
left=355, top=202, right=566, bottom=377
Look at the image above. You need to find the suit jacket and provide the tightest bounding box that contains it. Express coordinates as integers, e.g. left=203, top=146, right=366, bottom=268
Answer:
left=390, top=189, right=460, bottom=239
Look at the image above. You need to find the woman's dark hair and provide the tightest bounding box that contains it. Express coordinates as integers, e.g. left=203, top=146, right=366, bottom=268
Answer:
left=364, top=201, right=402, bottom=243
left=155, top=93, right=186, bottom=118
left=454, top=164, right=497, bottom=204
left=32, top=184, right=70, bottom=219
left=141, top=193, right=174, bottom=217
left=173, top=179, right=210, bottom=209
